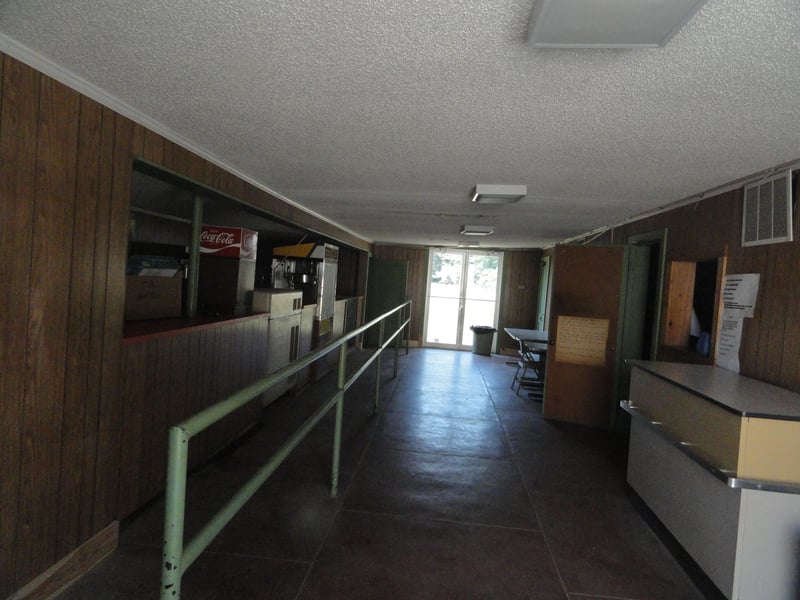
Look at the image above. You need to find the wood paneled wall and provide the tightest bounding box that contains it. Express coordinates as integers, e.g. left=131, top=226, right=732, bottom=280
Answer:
left=0, top=57, right=130, bottom=595
left=118, top=319, right=267, bottom=518
left=0, top=51, right=370, bottom=597
left=606, top=186, right=800, bottom=394
left=372, top=245, right=429, bottom=343
left=4, top=41, right=799, bottom=596
left=336, top=245, right=367, bottom=298
left=497, top=250, right=543, bottom=353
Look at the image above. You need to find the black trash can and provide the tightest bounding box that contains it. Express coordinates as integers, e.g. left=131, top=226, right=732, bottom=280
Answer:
left=470, top=325, right=496, bottom=356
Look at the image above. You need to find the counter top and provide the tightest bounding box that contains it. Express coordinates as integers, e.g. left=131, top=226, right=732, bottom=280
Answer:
left=629, top=361, right=800, bottom=421
left=123, top=311, right=270, bottom=345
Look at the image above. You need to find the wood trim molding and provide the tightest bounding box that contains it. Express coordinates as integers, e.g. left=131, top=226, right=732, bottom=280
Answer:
left=9, top=521, right=119, bottom=600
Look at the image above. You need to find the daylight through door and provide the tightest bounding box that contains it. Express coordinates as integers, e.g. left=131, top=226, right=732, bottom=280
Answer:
left=424, top=249, right=503, bottom=350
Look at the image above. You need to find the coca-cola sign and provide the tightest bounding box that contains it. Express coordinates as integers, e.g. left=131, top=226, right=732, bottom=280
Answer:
left=200, top=231, right=236, bottom=245
left=200, top=226, right=258, bottom=260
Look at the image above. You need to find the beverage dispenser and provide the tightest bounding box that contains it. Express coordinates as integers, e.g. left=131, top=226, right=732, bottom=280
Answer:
left=272, top=242, right=338, bottom=333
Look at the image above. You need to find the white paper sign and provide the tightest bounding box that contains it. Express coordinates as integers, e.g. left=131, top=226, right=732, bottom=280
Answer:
left=716, top=315, right=743, bottom=373
left=715, top=274, right=760, bottom=373
left=722, top=273, right=760, bottom=318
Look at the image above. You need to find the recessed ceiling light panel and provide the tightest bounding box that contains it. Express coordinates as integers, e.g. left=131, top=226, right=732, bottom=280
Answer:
left=528, top=0, right=708, bottom=48
left=461, top=225, right=495, bottom=236
left=471, top=184, right=527, bottom=204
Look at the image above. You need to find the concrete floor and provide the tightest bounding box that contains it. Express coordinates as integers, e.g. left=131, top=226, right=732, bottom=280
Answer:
left=59, top=348, right=712, bottom=599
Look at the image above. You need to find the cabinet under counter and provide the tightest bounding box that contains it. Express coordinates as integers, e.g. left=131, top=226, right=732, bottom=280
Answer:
left=623, top=362, right=800, bottom=599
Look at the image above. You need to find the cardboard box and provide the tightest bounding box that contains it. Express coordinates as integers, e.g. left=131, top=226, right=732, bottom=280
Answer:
left=200, top=225, right=258, bottom=260
left=125, top=273, right=183, bottom=320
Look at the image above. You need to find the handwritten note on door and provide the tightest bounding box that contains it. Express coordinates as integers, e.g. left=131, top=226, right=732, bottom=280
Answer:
left=555, top=316, right=609, bottom=366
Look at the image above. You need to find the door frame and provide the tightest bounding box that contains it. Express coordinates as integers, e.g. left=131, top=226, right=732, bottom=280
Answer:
left=625, top=229, right=668, bottom=360
left=536, top=255, right=552, bottom=331
left=612, top=229, right=668, bottom=413
left=422, top=248, right=504, bottom=351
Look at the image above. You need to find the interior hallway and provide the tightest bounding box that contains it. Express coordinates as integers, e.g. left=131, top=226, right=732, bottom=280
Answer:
left=58, top=348, right=713, bottom=599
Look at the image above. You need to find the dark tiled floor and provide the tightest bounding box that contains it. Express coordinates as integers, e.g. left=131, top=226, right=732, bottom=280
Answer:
left=59, top=348, right=711, bottom=599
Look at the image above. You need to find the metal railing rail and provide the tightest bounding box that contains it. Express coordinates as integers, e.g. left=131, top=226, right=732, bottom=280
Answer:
left=160, top=300, right=412, bottom=599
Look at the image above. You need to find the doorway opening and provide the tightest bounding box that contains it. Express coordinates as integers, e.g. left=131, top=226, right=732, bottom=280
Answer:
left=536, top=255, right=552, bottom=331
left=615, top=229, right=668, bottom=411
left=423, top=249, right=503, bottom=350
left=628, top=230, right=668, bottom=361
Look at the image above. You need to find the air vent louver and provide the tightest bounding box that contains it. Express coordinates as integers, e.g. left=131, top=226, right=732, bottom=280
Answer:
left=742, top=171, right=794, bottom=247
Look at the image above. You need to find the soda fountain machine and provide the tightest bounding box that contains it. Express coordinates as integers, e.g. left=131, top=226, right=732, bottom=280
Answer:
left=272, top=242, right=339, bottom=380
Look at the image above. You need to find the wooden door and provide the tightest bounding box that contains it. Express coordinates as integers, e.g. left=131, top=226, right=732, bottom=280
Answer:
left=543, top=245, right=625, bottom=428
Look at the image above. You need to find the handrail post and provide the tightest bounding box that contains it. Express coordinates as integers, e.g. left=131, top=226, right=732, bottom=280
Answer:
left=161, top=426, right=190, bottom=599
left=374, top=320, right=385, bottom=415
left=331, top=344, right=347, bottom=497
left=406, top=301, right=411, bottom=355
left=393, top=319, right=400, bottom=379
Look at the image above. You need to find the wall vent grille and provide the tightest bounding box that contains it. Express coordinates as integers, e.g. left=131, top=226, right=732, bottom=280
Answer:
left=742, top=171, right=793, bottom=247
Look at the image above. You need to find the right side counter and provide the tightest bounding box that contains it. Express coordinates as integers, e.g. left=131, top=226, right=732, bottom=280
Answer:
left=622, top=361, right=800, bottom=600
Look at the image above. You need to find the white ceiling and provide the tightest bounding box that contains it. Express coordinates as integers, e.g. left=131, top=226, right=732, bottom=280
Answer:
left=1, top=0, right=799, bottom=249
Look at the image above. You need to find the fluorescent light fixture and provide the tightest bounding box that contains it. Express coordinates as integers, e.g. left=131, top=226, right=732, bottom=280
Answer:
left=528, top=0, right=708, bottom=48
left=458, top=241, right=481, bottom=247
left=471, top=184, right=527, bottom=204
left=460, top=224, right=494, bottom=236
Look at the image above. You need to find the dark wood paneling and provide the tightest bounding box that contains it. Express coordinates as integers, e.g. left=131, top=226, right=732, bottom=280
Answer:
left=5, top=43, right=800, bottom=597
left=1, top=48, right=367, bottom=590
left=754, top=244, right=789, bottom=383
left=131, top=122, right=145, bottom=158
left=497, top=249, right=542, bottom=353
left=117, top=316, right=270, bottom=514
left=621, top=190, right=740, bottom=262
left=170, top=144, right=190, bottom=176
left=118, top=342, right=148, bottom=518
left=16, top=74, right=80, bottom=586
left=0, top=55, right=39, bottom=599
left=210, top=325, right=232, bottom=451
left=57, top=95, right=103, bottom=558
left=778, top=199, right=800, bottom=392
left=142, top=128, right=164, bottom=164
left=167, top=334, right=191, bottom=442
left=336, top=246, right=362, bottom=298
left=92, top=113, right=133, bottom=532
left=81, top=104, right=116, bottom=541
left=148, top=337, right=174, bottom=500
left=196, top=327, right=218, bottom=466
left=614, top=184, right=800, bottom=395
left=185, top=150, right=205, bottom=182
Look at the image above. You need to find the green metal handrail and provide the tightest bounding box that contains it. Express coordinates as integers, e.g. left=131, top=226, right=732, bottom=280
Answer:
left=160, top=300, right=412, bottom=599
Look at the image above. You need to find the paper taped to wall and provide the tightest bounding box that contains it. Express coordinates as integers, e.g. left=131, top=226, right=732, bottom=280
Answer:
left=716, top=273, right=760, bottom=373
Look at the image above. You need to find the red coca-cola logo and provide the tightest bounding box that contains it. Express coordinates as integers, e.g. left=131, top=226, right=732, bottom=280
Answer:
left=200, top=226, right=257, bottom=260
left=200, top=230, right=236, bottom=245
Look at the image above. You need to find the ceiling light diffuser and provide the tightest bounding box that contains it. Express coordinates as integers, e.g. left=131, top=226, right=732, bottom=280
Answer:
left=460, top=225, right=494, bottom=236
left=471, top=184, right=527, bottom=204
left=528, top=0, right=708, bottom=48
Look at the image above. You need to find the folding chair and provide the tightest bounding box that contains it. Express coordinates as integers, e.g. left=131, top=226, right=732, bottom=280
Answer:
left=510, top=341, right=546, bottom=399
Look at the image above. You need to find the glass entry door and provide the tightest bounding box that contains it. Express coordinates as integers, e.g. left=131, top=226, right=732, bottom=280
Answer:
left=424, top=249, right=503, bottom=350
